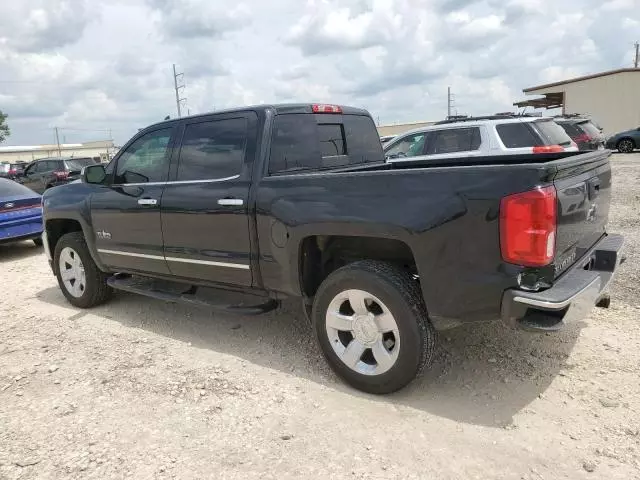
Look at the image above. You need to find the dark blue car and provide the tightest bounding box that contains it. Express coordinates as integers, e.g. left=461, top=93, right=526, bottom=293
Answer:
left=605, top=126, right=640, bottom=153
left=0, top=178, right=43, bottom=246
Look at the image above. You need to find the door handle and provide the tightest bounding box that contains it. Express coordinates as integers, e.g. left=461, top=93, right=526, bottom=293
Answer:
left=217, top=198, right=243, bottom=206
left=138, top=198, right=158, bottom=206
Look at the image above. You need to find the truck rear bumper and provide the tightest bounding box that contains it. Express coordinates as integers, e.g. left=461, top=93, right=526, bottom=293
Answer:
left=501, top=234, right=624, bottom=332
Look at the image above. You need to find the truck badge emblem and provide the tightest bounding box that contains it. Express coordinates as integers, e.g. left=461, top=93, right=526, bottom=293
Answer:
left=96, top=230, right=112, bottom=240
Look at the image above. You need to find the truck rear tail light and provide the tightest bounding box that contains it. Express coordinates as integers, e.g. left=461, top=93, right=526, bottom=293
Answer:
left=532, top=145, right=564, bottom=153
left=312, top=104, right=343, bottom=114
left=53, top=171, right=69, bottom=179
left=8, top=169, right=17, bottom=175
left=500, top=186, right=557, bottom=267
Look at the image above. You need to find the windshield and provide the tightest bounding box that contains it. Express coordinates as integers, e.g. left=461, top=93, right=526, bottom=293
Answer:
left=64, top=158, right=96, bottom=171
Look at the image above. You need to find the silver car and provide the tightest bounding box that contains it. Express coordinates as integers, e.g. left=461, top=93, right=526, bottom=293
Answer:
left=384, top=116, right=578, bottom=164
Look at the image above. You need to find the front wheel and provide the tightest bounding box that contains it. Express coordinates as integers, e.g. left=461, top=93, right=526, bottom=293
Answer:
left=54, top=232, right=113, bottom=308
left=313, top=260, right=436, bottom=394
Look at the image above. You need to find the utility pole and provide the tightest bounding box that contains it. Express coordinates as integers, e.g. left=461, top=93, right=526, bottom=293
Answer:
left=173, top=64, right=186, bottom=118
left=54, top=127, right=61, bottom=156
left=634, top=42, right=639, bottom=68
left=447, top=87, right=457, bottom=119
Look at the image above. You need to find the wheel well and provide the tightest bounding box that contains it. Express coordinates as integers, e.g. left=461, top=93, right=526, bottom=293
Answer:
left=46, top=219, right=83, bottom=255
left=299, top=235, right=417, bottom=298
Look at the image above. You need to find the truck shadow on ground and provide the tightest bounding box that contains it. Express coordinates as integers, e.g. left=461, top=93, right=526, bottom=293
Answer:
left=0, top=241, right=43, bottom=263
left=36, top=287, right=581, bottom=428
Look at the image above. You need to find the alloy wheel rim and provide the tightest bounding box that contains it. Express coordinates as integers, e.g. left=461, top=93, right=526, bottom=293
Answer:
left=325, top=289, right=400, bottom=376
left=59, top=247, right=86, bottom=298
left=620, top=140, right=633, bottom=153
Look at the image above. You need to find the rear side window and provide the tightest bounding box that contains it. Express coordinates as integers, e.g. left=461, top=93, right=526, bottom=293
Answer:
left=269, top=114, right=383, bottom=175
left=65, top=158, right=95, bottom=171
left=533, top=120, right=572, bottom=146
left=578, top=121, right=601, bottom=137
left=427, top=127, right=481, bottom=154
left=177, top=118, right=247, bottom=181
left=557, top=122, right=581, bottom=138
left=496, top=123, right=542, bottom=148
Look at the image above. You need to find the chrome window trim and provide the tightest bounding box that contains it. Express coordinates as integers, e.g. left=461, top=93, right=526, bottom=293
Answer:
left=109, top=175, right=240, bottom=187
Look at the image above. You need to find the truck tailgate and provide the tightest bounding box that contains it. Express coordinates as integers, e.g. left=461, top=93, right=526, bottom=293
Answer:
left=553, top=151, right=611, bottom=277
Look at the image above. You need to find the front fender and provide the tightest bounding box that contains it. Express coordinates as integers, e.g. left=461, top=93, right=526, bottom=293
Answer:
left=42, top=183, right=108, bottom=272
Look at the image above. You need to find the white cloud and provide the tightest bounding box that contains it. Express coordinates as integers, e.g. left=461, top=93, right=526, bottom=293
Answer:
left=0, top=0, right=638, bottom=145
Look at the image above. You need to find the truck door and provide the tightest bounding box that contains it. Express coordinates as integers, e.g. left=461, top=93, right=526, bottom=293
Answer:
left=160, top=112, right=256, bottom=287
left=91, top=126, right=176, bottom=275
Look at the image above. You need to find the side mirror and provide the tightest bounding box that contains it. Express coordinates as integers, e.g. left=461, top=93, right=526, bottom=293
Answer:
left=82, top=164, right=106, bottom=184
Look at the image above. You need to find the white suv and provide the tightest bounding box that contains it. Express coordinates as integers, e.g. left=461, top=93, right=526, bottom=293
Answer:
left=384, top=116, right=578, bottom=164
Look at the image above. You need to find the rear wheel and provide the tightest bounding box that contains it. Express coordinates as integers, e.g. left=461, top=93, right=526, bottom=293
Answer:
left=313, top=260, right=436, bottom=394
left=617, top=138, right=635, bottom=154
left=54, top=232, right=112, bottom=308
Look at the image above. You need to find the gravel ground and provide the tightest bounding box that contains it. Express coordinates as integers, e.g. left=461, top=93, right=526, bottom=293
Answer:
left=1, top=153, right=639, bottom=480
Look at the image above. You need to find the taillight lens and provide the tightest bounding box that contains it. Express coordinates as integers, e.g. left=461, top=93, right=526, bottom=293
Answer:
left=532, top=145, right=564, bottom=153
left=53, top=171, right=69, bottom=179
left=312, top=104, right=343, bottom=113
left=500, top=186, right=557, bottom=267
left=574, top=133, right=592, bottom=143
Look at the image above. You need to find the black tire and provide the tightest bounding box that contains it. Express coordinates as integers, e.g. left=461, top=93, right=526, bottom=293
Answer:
left=33, top=237, right=43, bottom=247
left=312, top=260, right=436, bottom=394
left=617, top=138, right=635, bottom=154
left=54, top=231, right=113, bottom=308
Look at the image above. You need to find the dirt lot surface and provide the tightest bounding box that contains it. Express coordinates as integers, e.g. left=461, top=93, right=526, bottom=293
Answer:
left=1, top=154, right=639, bottom=480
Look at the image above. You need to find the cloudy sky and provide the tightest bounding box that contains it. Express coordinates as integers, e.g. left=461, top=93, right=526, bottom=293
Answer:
left=0, top=0, right=638, bottom=146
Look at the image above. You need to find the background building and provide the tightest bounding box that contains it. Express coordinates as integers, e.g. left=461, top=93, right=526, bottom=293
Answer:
left=377, top=121, right=435, bottom=137
left=0, top=140, right=115, bottom=163
left=515, top=68, right=640, bottom=135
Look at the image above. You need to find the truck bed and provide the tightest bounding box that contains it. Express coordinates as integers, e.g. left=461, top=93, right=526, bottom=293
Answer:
left=256, top=149, right=613, bottom=328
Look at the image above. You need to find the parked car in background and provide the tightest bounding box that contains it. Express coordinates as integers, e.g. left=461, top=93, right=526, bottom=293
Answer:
left=21, top=157, right=97, bottom=194
left=0, top=178, right=43, bottom=246
left=605, top=126, right=640, bottom=153
left=380, top=135, right=396, bottom=145
left=554, top=116, right=605, bottom=151
left=0, top=162, right=26, bottom=181
left=383, top=115, right=577, bottom=164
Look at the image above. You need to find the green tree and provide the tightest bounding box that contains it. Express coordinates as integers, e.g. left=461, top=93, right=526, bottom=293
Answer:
left=0, top=110, right=10, bottom=144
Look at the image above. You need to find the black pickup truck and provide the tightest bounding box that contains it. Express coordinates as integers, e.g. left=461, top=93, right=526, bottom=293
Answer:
left=41, top=103, right=623, bottom=394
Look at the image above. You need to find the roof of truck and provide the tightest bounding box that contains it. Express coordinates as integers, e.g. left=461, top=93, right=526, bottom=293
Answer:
left=146, top=104, right=371, bottom=130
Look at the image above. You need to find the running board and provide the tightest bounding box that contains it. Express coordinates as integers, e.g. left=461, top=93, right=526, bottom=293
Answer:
left=106, top=275, right=279, bottom=315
